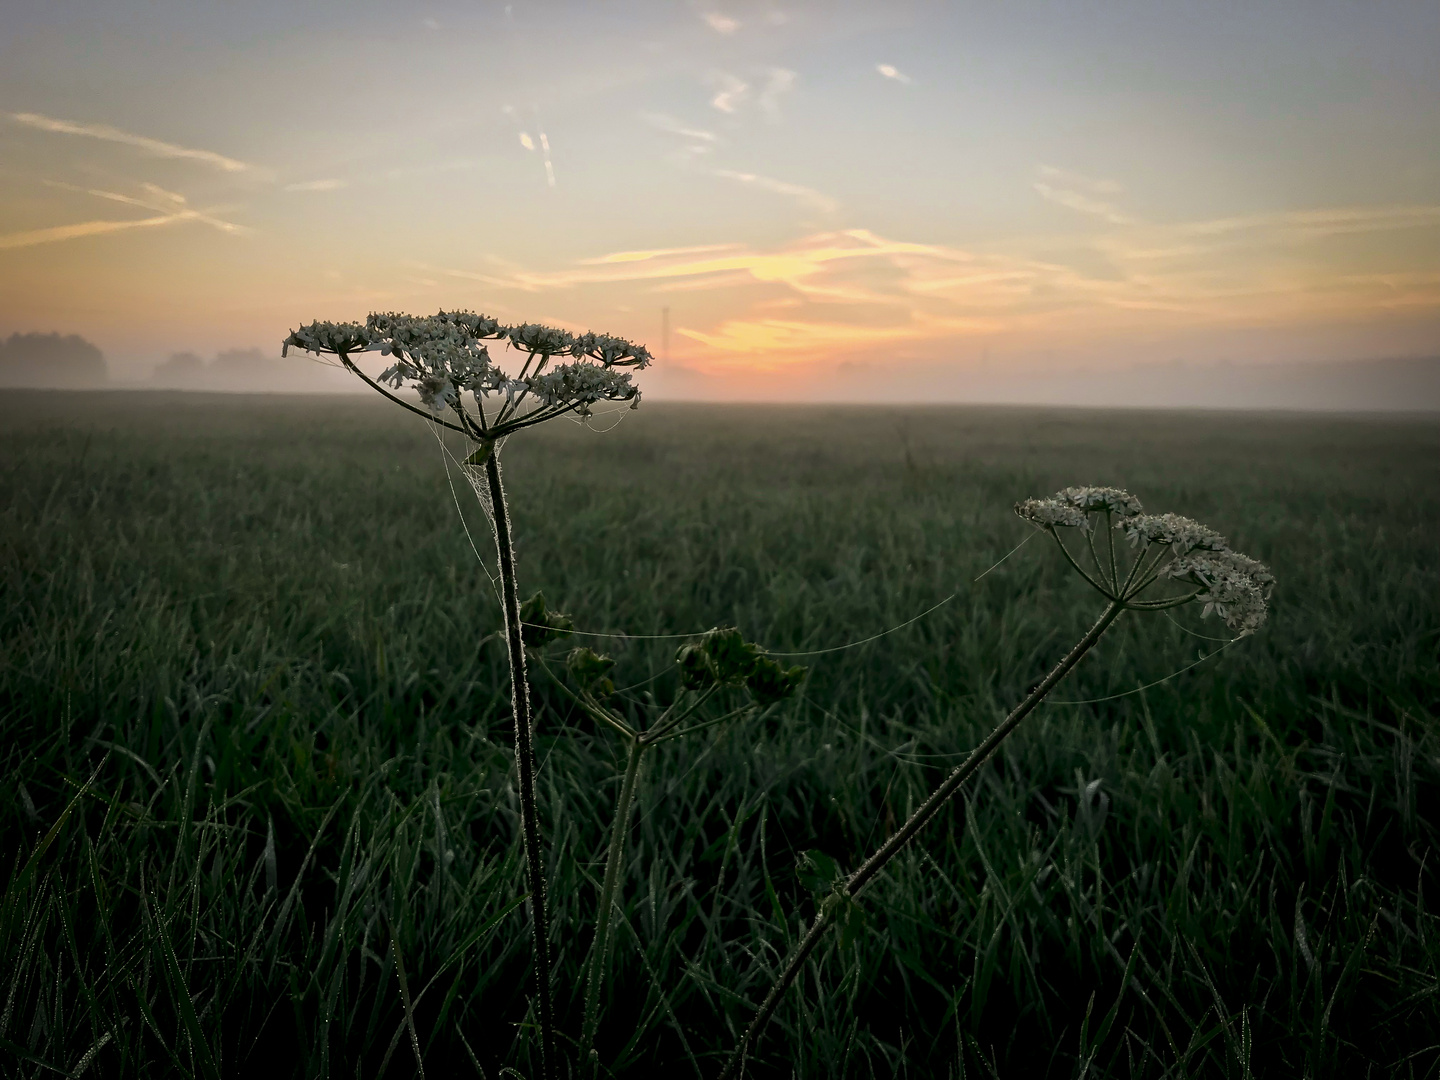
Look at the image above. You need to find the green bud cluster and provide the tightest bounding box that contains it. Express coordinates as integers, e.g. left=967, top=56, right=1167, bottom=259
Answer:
left=676, top=626, right=806, bottom=705
left=519, top=591, right=574, bottom=649
left=565, top=647, right=617, bottom=698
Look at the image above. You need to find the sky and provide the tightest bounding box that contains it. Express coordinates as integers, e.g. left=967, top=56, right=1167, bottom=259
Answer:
left=1, top=0, right=1438, bottom=402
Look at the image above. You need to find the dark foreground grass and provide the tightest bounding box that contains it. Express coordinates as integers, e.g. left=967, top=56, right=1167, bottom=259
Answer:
left=1, top=391, right=1437, bottom=1079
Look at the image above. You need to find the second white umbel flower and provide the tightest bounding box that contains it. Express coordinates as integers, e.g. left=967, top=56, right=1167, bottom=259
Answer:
left=1016, top=487, right=1273, bottom=636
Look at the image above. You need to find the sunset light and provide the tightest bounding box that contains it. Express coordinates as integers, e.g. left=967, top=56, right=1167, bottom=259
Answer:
left=2, top=1, right=1437, bottom=402
left=4, top=6, right=1439, bottom=1077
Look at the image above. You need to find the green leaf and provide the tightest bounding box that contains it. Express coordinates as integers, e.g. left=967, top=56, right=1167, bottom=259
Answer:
left=820, top=889, right=870, bottom=950
left=837, top=898, right=869, bottom=950
left=797, top=849, right=842, bottom=894
left=149, top=894, right=221, bottom=1080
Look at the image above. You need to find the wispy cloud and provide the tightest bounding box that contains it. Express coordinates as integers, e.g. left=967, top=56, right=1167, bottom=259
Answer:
left=501, top=105, right=555, bottom=187
left=1033, top=183, right=1134, bottom=225
left=413, top=203, right=1440, bottom=367
left=419, top=233, right=909, bottom=295
left=1037, top=165, right=1122, bottom=195
left=759, top=68, right=797, bottom=122
left=876, top=63, right=912, bottom=85
left=643, top=112, right=716, bottom=164
left=10, top=111, right=253, bottom=173
left=538, top=130, right=556, bottom=188
left=140, top=182, right=186, bottom=206
left=702, top=11, right=739, bottom=34
left=0, top=213, right=198, bottom=250
left=579, top=244, right=742, bottom=265
left=1033, top=166, right=1132, bottom=225
left=679, top=314, right=989, bottom=358
left=41, top=178, right=248, bottom=235
left=713, top=169, right=840, bottom=215
left=433, top=229, right=960, bottom=300
left=642, top=113, right=718, bottom=144
left=710, top=73, right=749, bottom=114
left=651, top=270, right=758, bottom=292
left=1172, top=204, right=1440, bottom=240
left=706, top=69, right=794, bottom=120
left=285, top=178, right=347, bottom=192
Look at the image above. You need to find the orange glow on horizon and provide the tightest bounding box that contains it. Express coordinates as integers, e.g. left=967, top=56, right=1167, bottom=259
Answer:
left=1, top=2, right=1437, bottom=399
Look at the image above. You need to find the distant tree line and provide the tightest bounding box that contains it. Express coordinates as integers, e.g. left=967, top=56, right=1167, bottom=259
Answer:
left=152, top=346, right=349, bottom=391
left=0, top=332, right=107, bottom=388
left=152, top=347, right=270, bottom=388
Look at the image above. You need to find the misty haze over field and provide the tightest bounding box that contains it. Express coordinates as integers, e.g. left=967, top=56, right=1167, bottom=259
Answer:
left=5, top=338, right=1438, bottom=412
left=3, top=2, right=1437, bottom=411
left=146, top=346, right=352, bottom=392
left=668, top=354, right=1440, bottom=411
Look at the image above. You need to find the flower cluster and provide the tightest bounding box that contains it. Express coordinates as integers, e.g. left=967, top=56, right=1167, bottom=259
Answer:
left=1123, top=513, right=1229, bottom=555
left=1015, top=485, right=1274, bottom=636
left=572, top=331, right=652, bottom=368
left=508, top=323, right=576, bottom=357
left=282, top=310, right=649, bottom=426
left=1014, top=485, right=1143, bottom=532
left=526, top=363, right=639, bottom=411
left=370, top=311, right=507, bottom=410
left=1013, top=497, right=1087, bottom=530
left=281, top=320, right=374, bottom=357
left=1167, top=549, right=1275, bottom=636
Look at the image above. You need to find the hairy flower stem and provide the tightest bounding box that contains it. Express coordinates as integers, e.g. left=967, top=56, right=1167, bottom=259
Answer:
left=483, top=451, right=558, bottom=1080
left=581, top=737, right=645, bottom=1068
left=718, top=598, right=1127, bottom=1080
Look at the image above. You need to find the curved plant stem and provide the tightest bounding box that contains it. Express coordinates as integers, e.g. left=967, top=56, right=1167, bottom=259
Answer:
left=1104, top=510, right=1119, bottom=592
left=483, top=449, right=558, bottom=1080
left=717, top=598, right=1127, bottom=1080
left=1053, top=532, right=1115, bottom=599
left=337, top=355, right=471, bottom=436
left=581, top=737, right=645, bottom=1068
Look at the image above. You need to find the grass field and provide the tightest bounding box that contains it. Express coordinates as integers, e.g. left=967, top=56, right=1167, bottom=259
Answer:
left=2, top=390, right=1437, bottom=1078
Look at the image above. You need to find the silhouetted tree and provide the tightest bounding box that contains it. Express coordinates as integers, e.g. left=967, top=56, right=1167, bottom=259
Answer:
left=151, top=351, right=207, bottom=386
left=213, top=347, right=269, bottom=372
left=0, top=332, right=106, bottom=388
left=150, top=344, right=346, bottom=391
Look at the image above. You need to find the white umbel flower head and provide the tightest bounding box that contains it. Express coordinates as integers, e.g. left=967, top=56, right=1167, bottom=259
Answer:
left=1014, top=497, right=1088, bottom=530
left=527, top=362, right=641, bottom=415
left=507, top=323, right=576, bottom=357
left=573, top=332, right=653, bottom=369
left=1014, top=486, right=1142, bottom=532
left=1016, top=483, right=1274, bottom=636
left=1057, top=486, right=1144, bottom=518
left=1124, top=513, right=1229, bottom=555
left=282, top=320, right=373, bottom=357
left=283, top=309, right=651, bottom=435
left=1167, top=549, right=1275, bottom=636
